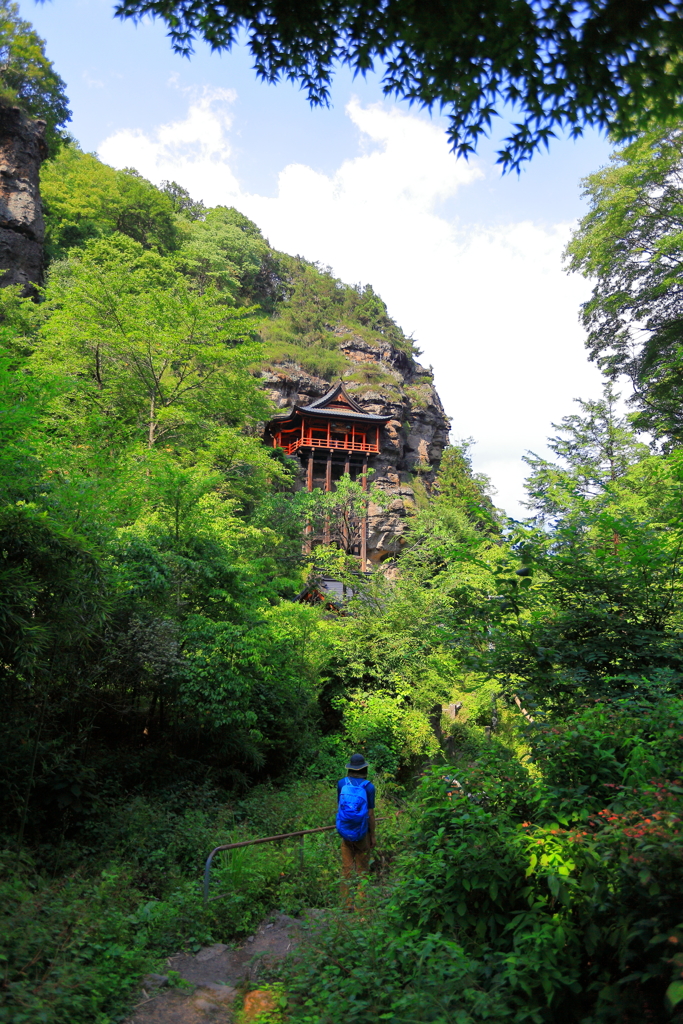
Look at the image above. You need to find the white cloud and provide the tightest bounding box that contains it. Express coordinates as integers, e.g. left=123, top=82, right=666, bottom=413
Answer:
left=98, top=87, right=241, bottom=201
left=98, top=90, right=601, bottom=517
left=83, top=70, right=104, bottom=89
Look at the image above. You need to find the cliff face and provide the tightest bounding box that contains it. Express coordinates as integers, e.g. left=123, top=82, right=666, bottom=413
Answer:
left=261, top=334, right=451, bottom=562
left=0, top=105, right=47, bottom=293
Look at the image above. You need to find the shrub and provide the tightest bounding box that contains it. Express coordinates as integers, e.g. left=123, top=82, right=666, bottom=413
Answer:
left=0, top=855, right=153, bottom=1024
left=281, top=699, right=683, bottom=1024
left=341, top=690, right=439, bottom=775
left=281, top=898, right=515, bottom=1024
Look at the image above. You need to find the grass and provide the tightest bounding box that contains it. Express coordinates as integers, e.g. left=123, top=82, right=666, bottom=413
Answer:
left=403, top=383, right=432, bottom=409
left=409, top=474, right=432, bottom=509
left=343, top=365, right=398, bottom=386
left=260, top=342, right=348, bottom=381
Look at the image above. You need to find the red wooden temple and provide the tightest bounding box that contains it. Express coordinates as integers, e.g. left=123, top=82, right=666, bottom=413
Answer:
left=265, top=382, right=391, bottom=568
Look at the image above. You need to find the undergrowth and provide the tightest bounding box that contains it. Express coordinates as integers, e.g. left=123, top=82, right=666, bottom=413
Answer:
left=274, top=697, right=683, bottom=1024
left=0, top=774, right=406, bottom=1024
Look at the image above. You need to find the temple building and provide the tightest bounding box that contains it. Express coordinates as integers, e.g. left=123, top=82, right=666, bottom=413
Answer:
left=265, top=381, right=391, bottom=569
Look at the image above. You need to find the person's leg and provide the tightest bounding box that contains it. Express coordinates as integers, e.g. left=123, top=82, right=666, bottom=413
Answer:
left=341, top=838, right=355, bottom=878
left=354, top=832, right=371, bottom=875
left=340, top=838, right=354, bottom=900
left=346, top=834, right=371, bottom=914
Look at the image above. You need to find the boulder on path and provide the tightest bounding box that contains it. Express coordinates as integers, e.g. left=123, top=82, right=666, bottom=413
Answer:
left=242, top=988, right=278, bottom=1021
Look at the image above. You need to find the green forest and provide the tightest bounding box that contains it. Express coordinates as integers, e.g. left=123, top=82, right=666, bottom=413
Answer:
left=2, top=5, right=683, bottom=1024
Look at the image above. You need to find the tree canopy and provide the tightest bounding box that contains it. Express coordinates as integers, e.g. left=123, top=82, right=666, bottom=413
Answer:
left=114, top=0, right=683, bottom=169
left=524, top=382, right=649, bottom=521
left=566, top=122, right=683, bottom=445
left=0, top=0, right=70, bottom=154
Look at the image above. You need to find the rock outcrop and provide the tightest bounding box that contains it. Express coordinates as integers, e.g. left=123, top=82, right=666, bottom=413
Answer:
left=260, top=334, right=451, bottom=562
left=0, top=105, right=47, bottom=293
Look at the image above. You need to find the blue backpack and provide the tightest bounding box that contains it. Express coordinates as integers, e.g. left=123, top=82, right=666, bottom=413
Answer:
left=336, top=778, right=370, bottom=842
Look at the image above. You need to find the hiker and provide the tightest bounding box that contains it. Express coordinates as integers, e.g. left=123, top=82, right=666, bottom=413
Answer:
left=336, top=753, right=376, bottom=889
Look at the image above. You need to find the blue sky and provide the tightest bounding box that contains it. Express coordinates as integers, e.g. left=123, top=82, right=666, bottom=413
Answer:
left=21, top=0, right=615, bottom=515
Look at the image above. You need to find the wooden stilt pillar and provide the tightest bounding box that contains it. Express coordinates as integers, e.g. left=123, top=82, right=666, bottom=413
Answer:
left=342, top=451, right=351, bottom=552
left=324, top=451, right=332, bottom=544
left=361, top=456, right=368, bottom=571
left=303, top=450, right=314, bottom=554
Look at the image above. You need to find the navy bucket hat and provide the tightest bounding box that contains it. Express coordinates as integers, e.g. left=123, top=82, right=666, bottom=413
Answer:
left=346, top=753, right=369, bottom=770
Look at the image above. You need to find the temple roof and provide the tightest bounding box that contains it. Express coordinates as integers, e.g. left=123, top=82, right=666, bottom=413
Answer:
left=303, top=381, right=367, bottom=413
left=267, top=380, right=391, bottom=427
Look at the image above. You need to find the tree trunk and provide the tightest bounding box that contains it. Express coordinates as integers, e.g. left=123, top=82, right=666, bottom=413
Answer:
left=148, top=394, right=156, bottom=448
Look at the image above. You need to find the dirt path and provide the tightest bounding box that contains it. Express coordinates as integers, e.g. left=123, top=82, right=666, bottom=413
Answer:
left=127, top=911, right=319, bottom=1024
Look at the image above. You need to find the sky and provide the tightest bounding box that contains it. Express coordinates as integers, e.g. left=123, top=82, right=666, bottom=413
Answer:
left=20, top=0, right=615, bottom=517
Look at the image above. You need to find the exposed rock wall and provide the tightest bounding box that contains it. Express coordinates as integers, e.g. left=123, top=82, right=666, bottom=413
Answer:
left=260, top=335, right=451, bottom=562
left=0, top=105, right=47, bottom=293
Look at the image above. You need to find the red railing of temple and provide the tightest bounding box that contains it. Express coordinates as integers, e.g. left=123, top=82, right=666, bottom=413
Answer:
left=272, top=421, right=380, bottom=455
left=274, top=435, right=378, bottom=455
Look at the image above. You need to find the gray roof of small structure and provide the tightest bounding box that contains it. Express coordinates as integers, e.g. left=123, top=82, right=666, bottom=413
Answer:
left=319, top=577, right=349, bottom=602
left=297, top=574, right=370, bottom=605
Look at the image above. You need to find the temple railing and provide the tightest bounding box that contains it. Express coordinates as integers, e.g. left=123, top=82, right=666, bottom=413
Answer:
left=275, top=436, right=378, bottom=455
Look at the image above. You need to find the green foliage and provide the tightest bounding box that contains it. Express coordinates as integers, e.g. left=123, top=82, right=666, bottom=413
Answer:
left=160, top=178, right=206, bottom=220
left=260, top=258, right=418, bottom=381
left=41, top=148, right=179, bottom=258
left=36, top=234, right=266, bottom=451
left=0, top=856, right=152, bottom=1024
left=343, top=362, right=396, bottom=386
left=448, top=672, right=504, bottom=727
left=115, top=0, right=683, bottom=170
left=392, top=702, right=683, bottom=1022
left=527, top=696, right=683, bottom=805
left=178, top=205, right=288, bottom=311
left=0, top=0, right=70, bottom=154
left=0, top=206, right=324, bottom=848
left=40, top=151, right=425, bottom=416
left=524, top=382, right=649, bottom=522
left=408, top=410, right=683, bottom=716
left=0, top=503, right=107, bottom=685
left=320, top=604, right=454, bottom=777
left=566, top=123, right=683, bottom=445
left=342, top=690, right=438, bottom=775
left=9, top=108, right=683, bottom=1024
left=0, top=342, right=53, bottom=496
left=487, top=464, right=683, bottom=711
left=178, top=603, right=327, bottom=773
left=0, top=775, right=366, bottom=1024
left=292, top=446, right=511, bottom=779
left=428, top=440, right=500, bottom=533
left=283, top=904, right=512, bottom=1023
left=283, top=699, right=683, bottom=1024
left=307, top=473, right=388, bottom=555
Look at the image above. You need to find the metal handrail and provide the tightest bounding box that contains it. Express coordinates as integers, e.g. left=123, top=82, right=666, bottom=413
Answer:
left=203, top=820, right=385, bottom=904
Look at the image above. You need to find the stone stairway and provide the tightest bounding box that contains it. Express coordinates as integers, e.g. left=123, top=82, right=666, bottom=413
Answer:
left=127, top=911, right=318, bottom=1024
